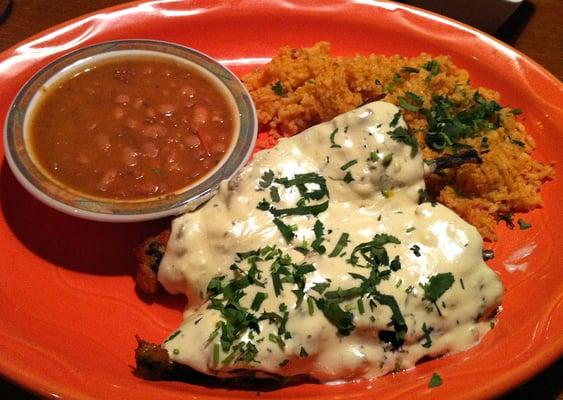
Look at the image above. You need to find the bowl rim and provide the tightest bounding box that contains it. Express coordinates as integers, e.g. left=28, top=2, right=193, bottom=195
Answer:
left=3, top=39, right=258, bottom=222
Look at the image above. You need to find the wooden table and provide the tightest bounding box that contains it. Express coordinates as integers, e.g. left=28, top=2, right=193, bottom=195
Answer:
left=0, top=0, right=561, bottom=399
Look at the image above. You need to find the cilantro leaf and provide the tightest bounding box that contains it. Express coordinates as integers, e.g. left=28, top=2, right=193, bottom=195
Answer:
left=250, top=292, right=268, bottom=311
left=271, top=81, right=283, bottom=96
left=424, top=92, right=501, bottom=151
left=422, top=60, right=441, bottom=81
left=272, top=218, right=295, bottom=242
left=259, top=169, right=275, bottom=188
left=316, top=298, right=355, bottom=336
left=389, top=126, right=419, bottom=157
left=517, top=218, right=532, bottom=230
left=428, top=372, right=443, bottom=388
left=329, top=128, right=341, bottom=148
left=311, top=220, right=326, bottom=254
left=328, top=233, right=350, bottom=257
left=390, top=111, right=401, bottom=128
left=270, top=201, right=329, bottom=217
left=340, top=159, right=358, bottom=171
left=420, top=273, right=455, bottom=303
left=421, top=322, right=433, bottom=348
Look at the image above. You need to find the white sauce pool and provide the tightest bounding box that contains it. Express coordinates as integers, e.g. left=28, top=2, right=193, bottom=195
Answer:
left=158, top=101, right=504, bottom=381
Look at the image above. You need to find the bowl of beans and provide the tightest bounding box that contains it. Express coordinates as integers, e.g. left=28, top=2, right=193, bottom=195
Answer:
left=4, top=39, right=257, bottom=222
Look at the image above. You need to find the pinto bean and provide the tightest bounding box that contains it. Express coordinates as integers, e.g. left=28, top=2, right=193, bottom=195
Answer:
left=113, top=106, right=126, bottom=119
left=180, top=85, right=196, bottom=97
left=96, top=134, right=111, bottom=152
left=122, top=147, right=139, bottom=167
left=192, top=106, right=208, bottom=126
left=142, top=124, right=167, bottom=138
left=98, top=169, right=117, bottom=191
left=141, top=141, right=159, bottom=158
left=135, top=181, right=159, bottom=195
left=184, top=134, right=201, bottom=148
left=157, top=104, right=176, bottom=116
left=114, top=94, right=130, bottom=105
left=211, top=142, right=226, bottom=154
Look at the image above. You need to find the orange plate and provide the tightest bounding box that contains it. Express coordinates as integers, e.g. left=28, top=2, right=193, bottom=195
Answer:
left=0, top=1, right=561, bottom=399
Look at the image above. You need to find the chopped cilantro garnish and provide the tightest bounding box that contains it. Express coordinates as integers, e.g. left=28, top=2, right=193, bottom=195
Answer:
left=311, top=281, right=331, bottom=294
left=390, top=111, right=402, bottom=128
left=421, top=322, right=433, bottom=348
left=481, top=136, right=489, bottom=149
left=270, top=200, right=329, bottom=217
left=343, top=171, right=354, bottom=183
left=250, top=292, right=268, bottom=311
left=389, top=255, right=401, bottom=271
left=299, top=346, right=309, bottom=357
left=382, top=153, right=393, bottom=167
left=328, top=233, right=350, bottom=257
left=348, top=233, right=400, bottom=268
left=389, top=126, right=419, bottom=157
left=268, top=333, right=285, bottom=349
left=278, top=359, right=289, bottom=367
left=164, top=330, right=181, bottom=343
left=420, top=273, right=454, bottom=316
left=357, top=298, right=365, bottom=314
left=311, top=220, right=326, bottom=254
left=517, top=218, right=532, bottom=230
left=406, top=227, right=416, bottom=233
left=212, top=343, right=220, bottom=366
left=271, top=81, right=283, bottom=96
left=325, top=286, right=365, bottom=301
left=375, top=293, right=407, bottom=345
left=510, top=138, right=526, bottom=147
left=340, top=159, right=358, bottom=171
left=307, top=296, right=315, bottom=315
left=398, top=92, right=423, bottom=112
left=259, top=169, right=275, bottom=188
left=421, top=273, right=454, bottom=303
left=272, top=218, right=296, bottom=242
left=385, top=73, right=404, bottom=92
left=400, top=66, right=420, bottom=74
left=329, top=128, right=341, bottom=148
left=428, top=372, right=443, bottom=388
left=270, top=186, right=280, bottom=202
left=410, top=244, right=421, bottom=257
left=422, top=60, right=441, bottom=82
left=417, top=189, right=431, bottom=204
left=257, top=199, right=271, bottom=211
left=511, top=108, right=523, bottom=115
left=497, top=212, right=515, bottom=229
left=290, top=263, right=316, bottom=306
left=424, top=92, right=501, bottom=151
left=370, top=151, right=380, bottom=162
left=275, top=172, right=329, bottom=201
left=316, top=298, right=355, bottom=336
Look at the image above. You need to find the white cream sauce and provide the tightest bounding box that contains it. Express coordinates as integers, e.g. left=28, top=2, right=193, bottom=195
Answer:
left=158, top=101, right=504, bottom=381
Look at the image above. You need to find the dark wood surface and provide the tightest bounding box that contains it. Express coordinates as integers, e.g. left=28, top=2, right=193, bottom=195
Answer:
left=0, top=0, right=561, bottom=399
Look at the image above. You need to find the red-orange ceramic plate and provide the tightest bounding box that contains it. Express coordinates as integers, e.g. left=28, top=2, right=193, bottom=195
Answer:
left=0, top=1, right=561, bottom=399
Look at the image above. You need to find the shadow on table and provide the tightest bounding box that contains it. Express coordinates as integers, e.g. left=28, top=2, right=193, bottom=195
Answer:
left=495, top=0, right=536, bottom=45
left=499, top=357, right=562, bottom=399
left=0, top=161, right=170, bottom=276
left=0, top=0, right=12, bottom=24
